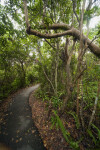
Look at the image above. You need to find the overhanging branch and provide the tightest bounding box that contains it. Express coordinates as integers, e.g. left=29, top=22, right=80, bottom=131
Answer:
left=27, top=26, right=100, bottom=57
left=23, top=0, right=100, bottom=57
left=28, top=28, right=73, bottom=38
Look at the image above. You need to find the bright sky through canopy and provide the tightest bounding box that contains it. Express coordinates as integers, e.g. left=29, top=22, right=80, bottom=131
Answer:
left=0, top=0, right=100, bottom=29
left=90, top=16, right=100, bottom=28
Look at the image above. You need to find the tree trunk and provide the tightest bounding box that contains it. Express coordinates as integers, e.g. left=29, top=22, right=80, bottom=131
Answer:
left=60, top=39, right=75, bottom=114
left=37, top=42, right=56, bottom=94
left=76, top=0, right=86, bottom=116
left=23, top=0, right=100, bottom=57
left=54, top=40, right=59, bottom=96
left=88, top=80, right=100, bottom=128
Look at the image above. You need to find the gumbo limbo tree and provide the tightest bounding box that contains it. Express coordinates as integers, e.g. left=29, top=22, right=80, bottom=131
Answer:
left=23, top=0, right=100, bottom=114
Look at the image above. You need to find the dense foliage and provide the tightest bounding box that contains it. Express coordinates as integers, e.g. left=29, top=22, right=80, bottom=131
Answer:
left=0, top=4, right=38, bottom=100
left=0, top=0, right=100, bottom=149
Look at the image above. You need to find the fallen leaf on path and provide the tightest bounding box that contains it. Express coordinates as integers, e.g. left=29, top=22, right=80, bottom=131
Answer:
left=11, top=138, right=14, bottom=141
left=19, top=138, right=22, bottom=141
left=16, top=130, right=20, bottom=133
left=32, top=130, right=35, bottom=134
left=43, top=140, right=47, bottom=147
left=26, top=116, right=30, bottom=118
left=3, top=122, right=6, bottom=125
left=16, top=140, right=18, bottom=143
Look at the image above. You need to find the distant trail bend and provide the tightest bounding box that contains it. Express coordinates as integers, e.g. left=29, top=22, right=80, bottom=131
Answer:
left=0, top=84, right=46, bottom=150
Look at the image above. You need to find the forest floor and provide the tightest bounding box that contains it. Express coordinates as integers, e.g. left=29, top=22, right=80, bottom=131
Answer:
left=0, top=85, right=46, bottom=150
left=29, top=90, right=100, bottom=150
left=0, top=85, right=76, bottom=150
left=0, top=85, right=97, bottom=150
left=29, top=91, right=80, bottom=150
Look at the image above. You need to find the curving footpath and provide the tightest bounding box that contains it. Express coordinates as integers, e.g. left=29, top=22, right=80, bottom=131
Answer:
left=0, top=85, right=46, bottom=150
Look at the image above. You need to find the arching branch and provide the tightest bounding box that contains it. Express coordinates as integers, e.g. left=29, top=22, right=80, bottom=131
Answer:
left=27, top=26, right=100, bottom=57
left=23, top=1, right=100, bottom=57
left=27, top=28, right=73, bottom=38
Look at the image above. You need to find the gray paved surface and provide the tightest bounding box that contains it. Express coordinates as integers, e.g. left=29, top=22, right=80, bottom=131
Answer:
left=0, top=85, right=46, bottom=150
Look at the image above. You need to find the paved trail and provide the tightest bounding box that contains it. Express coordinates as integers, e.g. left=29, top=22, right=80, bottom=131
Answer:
left=0, top=85, right=46, bottom=150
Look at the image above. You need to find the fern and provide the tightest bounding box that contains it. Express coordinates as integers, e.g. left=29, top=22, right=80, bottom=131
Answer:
left=50, top=116, right=59, bottom=129
left=53, top=110, right=79, bottom=150
left=67, top=111, right=80, bottom=129
left=87, top=129, right=96, bottom=144
left=92, top=124, right=100, bottom=141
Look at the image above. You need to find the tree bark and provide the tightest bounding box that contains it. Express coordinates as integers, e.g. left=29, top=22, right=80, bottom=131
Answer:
left=23, top=0, right=30, bottom=28
left=55, top=40, right=59, bottom=96
left=26, top=26, right=100, bottom=57
left=88, top=80, right=100, bottom=128
left=60, top=39, right=75, bottom=114
left=76, top=0, right=86, bottom=116
left=23, top=0, right=100, bottom=57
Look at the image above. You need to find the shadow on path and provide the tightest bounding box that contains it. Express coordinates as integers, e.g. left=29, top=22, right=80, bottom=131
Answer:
left=0, top=85, right=46, bottom=150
